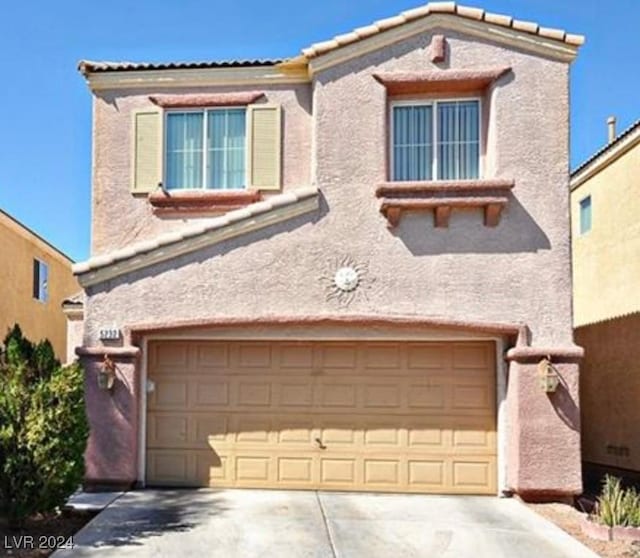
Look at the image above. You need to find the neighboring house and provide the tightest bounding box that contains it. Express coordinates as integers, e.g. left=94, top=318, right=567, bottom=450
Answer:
left=73, top=2, right=585, bottom=500
left=0, top=208, right=80, bottom=360
left=571, top=117, right=640, bottom=480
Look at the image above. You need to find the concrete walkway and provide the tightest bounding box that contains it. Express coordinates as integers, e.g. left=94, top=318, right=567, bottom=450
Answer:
left=54, top=489, right=599, bottom=558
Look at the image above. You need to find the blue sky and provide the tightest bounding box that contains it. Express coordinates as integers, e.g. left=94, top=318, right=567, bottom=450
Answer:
left=0, top=0, right=636, bottom=261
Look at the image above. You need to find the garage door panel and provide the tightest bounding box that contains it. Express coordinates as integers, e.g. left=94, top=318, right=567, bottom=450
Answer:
left=318, top=382, right=357, bottom=407
left=197, top=415, right=228, bottom=443
left=147, top=340, right=497, bottom=494
left=363, top=383, right=402, bottom=408
left=407, top=424, right=446, bottom=448
left=197, top=451, right=228, bottom=485
left=451, top=383, right=494, bottom=412
left=408, top=459, right=446, bottom=488
left=407, top=383, right=446, bottom=409
left=148, top=414, right=188, bottom=446
left=277, top=382, right=314, bottom=407
left=452, top=344, right=491, bottom=369
left=364, top=424, right=402, bottom=447
left=194, top=343, right=229, bottom=369
left=147, top=450, right=196, bottom=486
left=150, top=379, right=188, bottom=409
left=277, top=421, right=315, bottom=444
left=364, top=459, right=400, bottom=485
left=453, top=459, right=496, bottom=492
left=320, top=458, right=357, bottom=484
left=363, top=343, right=402, bottom=370
left=278, top=343, right=314, bottom=369
left=319, top=344, right=358, bottom=370
left=237, top=381, right=272, bottom=406
left=152, top=343, right=189, bottom=369
left=277, top=457, right=314, bottom=483
left=193, top=379, right=230, bottom=407
left=237, top=343, right=273, bottom=369
left=407, top=344, right=450, bottom=370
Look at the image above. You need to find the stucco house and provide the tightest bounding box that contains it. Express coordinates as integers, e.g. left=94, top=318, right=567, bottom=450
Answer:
left=571, top=117, right=640, bottom=481
left=0, top=208, right=80, bottom=360
left=72, top=2, right=585, bottom=500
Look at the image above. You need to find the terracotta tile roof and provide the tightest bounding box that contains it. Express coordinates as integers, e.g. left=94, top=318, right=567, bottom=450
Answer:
left=572, top=118, right=640, bottom=177
left=300, top=2, right=584, bottom=59
left=73, top=186, right=319, bottom=280
left=79, top=3, right=584, bottom=77
left=78, top=59, right=283, bottom=75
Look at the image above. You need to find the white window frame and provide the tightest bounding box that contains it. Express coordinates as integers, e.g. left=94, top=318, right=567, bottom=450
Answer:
left=389, top=96, right=483, bottom=182
left=579, top=194, right=592, bottom=236
left=162, top=106, right=249, bottom=191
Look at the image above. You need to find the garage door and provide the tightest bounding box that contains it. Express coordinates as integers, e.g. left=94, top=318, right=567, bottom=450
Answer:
left=146, top=340, right=497, bottom=494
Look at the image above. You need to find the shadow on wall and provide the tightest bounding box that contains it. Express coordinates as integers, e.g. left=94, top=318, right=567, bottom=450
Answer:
left=392, top=193, right=550, bottom=256
left=97, top=82, right=313, bottom=116
left=87, top=192, right=329, bottom=297
left=549, top=368, right=580, bottom=433
left=70, top=490, right=229, bottom=548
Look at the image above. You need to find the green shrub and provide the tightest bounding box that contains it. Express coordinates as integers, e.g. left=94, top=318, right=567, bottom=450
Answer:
left=595, top=475, right=640, bottom=528
left=0, top=325, right=89, bottom=525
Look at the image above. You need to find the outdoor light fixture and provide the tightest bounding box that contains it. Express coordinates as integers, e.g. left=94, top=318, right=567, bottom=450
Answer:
left=98, top=355, right=117, bottom=391
left=537, top=357, right=560, bottom=393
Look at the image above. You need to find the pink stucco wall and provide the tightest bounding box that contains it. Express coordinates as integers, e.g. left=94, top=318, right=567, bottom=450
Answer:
left=82, top=356, right=139, bottom=487
left=81, top=27, right=581, bottom=497
left=92, top=84, right=312, bottom=255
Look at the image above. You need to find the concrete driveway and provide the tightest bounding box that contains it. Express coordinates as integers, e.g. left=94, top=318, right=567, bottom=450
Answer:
left=54, top=489, right=598, bottom=558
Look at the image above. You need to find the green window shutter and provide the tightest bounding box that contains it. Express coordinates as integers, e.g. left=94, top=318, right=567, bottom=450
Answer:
left=132, top=110, right=161, bottom=194
left=247, top=104, right=282, bottom=190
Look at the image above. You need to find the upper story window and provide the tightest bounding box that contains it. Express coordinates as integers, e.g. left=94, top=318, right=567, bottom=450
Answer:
left=579, top=195, right=592, bottom=235
left=32, top=259, right=48, bottom=303
left=391, top=99, right=480, bottom=181
left=165, top=108, right=246, bottom=190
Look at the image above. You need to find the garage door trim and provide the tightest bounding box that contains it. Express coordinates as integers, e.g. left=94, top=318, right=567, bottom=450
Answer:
left=137, top=334, right=507, bottom=495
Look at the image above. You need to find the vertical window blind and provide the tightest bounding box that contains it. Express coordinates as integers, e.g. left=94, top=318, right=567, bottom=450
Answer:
left=392, top=100, right=480, bottom=181
left=166, top=109, right=246, bottom=190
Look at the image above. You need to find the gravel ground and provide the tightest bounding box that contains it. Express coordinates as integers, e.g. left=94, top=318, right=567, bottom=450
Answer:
left=529, top=502, right=640, bottom=558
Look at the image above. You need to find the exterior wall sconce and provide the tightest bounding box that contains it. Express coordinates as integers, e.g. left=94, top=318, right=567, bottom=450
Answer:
left=537, top=357, right=560, bottom=393
left=98, top=355, right=117, bottom=391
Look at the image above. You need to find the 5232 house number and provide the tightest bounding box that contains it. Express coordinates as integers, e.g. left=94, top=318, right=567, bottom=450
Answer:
left=3, top=535, right=74, bottom=550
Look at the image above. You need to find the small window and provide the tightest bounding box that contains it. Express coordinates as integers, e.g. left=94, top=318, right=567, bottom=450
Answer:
left=391, top=99, right=480, bottom=182
left=579, top=196, right=592, bottom=235
left=165, top=108, right=246, bottom=190
left=33, top=259, right=48, bottom=302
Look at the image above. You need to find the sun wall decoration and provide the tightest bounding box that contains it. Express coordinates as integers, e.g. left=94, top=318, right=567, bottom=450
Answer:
left=320, top=255, right=373, bottom=306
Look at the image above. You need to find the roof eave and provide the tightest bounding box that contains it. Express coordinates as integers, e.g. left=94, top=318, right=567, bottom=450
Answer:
left=74, top=187, right=320, bottom=288
left=79, top=62, right=311, bottom=91
left=571, top=124, right=640, bottom=190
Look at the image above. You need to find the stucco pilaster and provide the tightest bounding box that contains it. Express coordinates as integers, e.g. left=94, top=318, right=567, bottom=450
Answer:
left=506, top=356, right=582, bottom=500
left=80, top=351, right=140, bottom=490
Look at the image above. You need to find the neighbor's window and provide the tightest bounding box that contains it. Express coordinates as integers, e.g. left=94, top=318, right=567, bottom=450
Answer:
left=165, top=108, right=246, bottom=190
left=579, top=195, right=592, bottom=234
left=392, top=99, right=480, bottom=181
left=33, top=259, right=48, bottom=303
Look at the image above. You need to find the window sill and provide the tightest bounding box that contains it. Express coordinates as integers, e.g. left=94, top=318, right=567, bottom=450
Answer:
left=376, top=179, right=514, bottom=228
left=148, top=189, right=262, bottom=216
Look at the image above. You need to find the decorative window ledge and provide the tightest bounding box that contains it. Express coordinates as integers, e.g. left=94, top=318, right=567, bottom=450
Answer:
left=373, top=67, right=511, bottom=95
left=149, top=91, right=264, bottom=108
left=376, top=179, right=514, bottom=228
left=148, top=189, right=262, bottom=216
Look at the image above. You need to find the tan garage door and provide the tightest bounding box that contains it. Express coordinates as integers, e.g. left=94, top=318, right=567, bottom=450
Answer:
left=146, top=340, right=497, bottom=494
